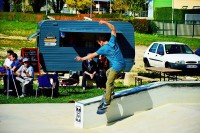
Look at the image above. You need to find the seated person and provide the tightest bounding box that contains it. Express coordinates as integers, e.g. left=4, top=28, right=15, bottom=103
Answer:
left=2, top=50, right=14, bottom=94
left=97, top=55, right=109, bottom=89
left=7, top=52, right=21, bottom=95
left=15, top=58, right=34, bottom=97
left=10, top=53, right=21, bottom=72
left=82, top=54, right=99, bottom=90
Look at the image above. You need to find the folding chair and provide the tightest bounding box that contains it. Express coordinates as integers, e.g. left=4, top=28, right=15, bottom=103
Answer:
left=60, top=72, right=79, bottom=95
left=37, top=74, right=58, bottom=99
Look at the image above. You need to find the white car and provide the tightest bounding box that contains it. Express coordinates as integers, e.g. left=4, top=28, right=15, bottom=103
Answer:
left=143, top=42, right=200, bottom=70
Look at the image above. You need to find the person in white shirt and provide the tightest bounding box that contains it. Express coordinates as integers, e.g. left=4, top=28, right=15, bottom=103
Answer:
left=16, top=58, right=34, bottom=97
left=3, top=50, right=13, bottom=69
left=3, top=50, right=14, bottom=94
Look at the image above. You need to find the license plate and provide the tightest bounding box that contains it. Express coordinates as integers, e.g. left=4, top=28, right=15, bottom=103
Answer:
left=186, top=65, right=198, bottom=68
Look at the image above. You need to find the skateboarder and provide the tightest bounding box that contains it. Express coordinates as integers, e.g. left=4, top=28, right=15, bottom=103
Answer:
left=75, top=20, right=126, bottom=110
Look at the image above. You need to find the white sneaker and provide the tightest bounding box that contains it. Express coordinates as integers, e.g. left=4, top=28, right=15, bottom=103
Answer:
left=20, top=94, right=25, bottom=98
left=83, top=87, right=85, bottom=90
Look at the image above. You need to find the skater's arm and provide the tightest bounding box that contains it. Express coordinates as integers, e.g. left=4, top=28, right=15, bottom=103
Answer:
left=99, top=20, right=116, bottom=37
left=75, top=52, right=98, bottom=61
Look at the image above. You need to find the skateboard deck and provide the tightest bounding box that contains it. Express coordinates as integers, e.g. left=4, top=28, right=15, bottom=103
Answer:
left=97, top=92, right=107, bottom=115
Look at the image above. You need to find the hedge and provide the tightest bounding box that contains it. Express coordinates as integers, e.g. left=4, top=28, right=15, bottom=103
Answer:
left=0, top=12, right=156, bottom=33
left=154, top=7, right=200, bottom=21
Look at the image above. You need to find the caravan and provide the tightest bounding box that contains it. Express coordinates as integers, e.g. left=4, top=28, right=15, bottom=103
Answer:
left=28, top=20, right=135, bottom=73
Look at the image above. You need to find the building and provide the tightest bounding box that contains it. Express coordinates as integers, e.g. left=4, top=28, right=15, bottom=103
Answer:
left=93, top=0, right=113, bottom=14
left=148, top=0, right=200, bottom=19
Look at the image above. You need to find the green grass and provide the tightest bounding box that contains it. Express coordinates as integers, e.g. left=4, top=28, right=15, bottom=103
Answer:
left=0, top=20, right=37, bottom=37
left=0, top=82, right=131, bottom=104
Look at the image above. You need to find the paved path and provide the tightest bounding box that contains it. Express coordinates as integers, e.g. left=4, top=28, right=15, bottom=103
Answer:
left=0, top=103, right=200, bottom=133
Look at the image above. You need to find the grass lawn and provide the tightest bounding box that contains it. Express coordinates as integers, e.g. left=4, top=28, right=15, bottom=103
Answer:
left=0, top=19, right=199, bottom=103
left=0, top=81, right=132, bottom=104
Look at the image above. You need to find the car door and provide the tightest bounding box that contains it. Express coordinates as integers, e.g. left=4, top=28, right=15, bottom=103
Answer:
left=147, top=43, right=159, bottom=66
left=155, top=44, right=165, bottom=67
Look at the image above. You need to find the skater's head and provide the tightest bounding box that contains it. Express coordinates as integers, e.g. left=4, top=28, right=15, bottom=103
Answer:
left=96, top=36, right=108, bottom=46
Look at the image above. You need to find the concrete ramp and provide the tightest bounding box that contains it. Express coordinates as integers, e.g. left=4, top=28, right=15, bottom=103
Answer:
left=74, top=81, right=200, bottom=128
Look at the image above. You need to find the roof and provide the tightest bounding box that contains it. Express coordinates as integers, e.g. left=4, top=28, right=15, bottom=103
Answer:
left=59, top=28, right=122, bottom=33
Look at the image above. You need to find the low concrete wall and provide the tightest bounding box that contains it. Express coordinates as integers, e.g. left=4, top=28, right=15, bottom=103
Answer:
left=74, top=81, right=200, bottom=128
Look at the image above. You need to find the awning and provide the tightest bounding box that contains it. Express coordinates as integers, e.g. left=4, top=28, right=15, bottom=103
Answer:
left=27, top=32, right=40, bottom=41
left=59, top=28, right=122, bottom=33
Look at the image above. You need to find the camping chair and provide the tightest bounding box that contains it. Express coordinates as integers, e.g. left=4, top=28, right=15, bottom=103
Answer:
left=60, top=72, right=79, bottom=95
left=36, top=74, right=59, bottom=99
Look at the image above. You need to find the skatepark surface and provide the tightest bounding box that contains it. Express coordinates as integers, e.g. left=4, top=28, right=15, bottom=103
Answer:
left=1, top=103, right=200, bottom=133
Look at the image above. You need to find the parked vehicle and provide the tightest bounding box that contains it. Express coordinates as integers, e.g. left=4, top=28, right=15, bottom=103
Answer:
left=27, top=20, right=135, bottom=73
left=143, top=42, right=200, bottom=71
left=195, top=47, right=200, bottom=56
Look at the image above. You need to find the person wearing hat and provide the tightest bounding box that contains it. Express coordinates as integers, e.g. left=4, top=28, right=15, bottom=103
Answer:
left=16, top=58, right=34, bottom=97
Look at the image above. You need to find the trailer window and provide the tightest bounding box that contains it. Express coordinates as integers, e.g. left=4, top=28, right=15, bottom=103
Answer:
left=60, top=32, right=110, bottom=48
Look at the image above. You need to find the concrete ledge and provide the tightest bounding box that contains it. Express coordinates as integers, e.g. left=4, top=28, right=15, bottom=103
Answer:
left=74, top=81, right=200, bottom=128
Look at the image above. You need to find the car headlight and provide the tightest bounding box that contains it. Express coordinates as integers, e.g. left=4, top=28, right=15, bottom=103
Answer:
left=175, top=60, right=185, bottom=64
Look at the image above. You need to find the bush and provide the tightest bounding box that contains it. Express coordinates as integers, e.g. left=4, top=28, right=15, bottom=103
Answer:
left=129, top=19, right=149, bottom=33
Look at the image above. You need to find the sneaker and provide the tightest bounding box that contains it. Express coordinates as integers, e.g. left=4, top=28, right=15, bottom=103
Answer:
left=20, top=94, right=25, bottom=98
left=98, top=102, right=110, bottom=110
left=83, top=87, right=85, bottom=90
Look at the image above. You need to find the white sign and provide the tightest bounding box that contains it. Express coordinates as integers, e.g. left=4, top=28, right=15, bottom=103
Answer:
left=74, top=103, right=84, bottom=128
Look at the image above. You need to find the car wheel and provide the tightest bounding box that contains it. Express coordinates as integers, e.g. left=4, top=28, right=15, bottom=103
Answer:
left=144, top=59, right=150, bottom=67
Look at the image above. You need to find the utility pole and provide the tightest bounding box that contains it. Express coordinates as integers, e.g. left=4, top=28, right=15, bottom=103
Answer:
left=172, top=0, right=174, bottom=23
left=109, top=0, right=112, bottom=14
left=46, top=0, right=48, bottom=16
left=90, top=0, right=92, bottom=18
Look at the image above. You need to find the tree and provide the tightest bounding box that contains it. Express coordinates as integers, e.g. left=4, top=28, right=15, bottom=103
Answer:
left=50, top=0, right=64, bottom=13
left=128, top=0, right=146, bottom=17
left=13, top=0, right=22, bottom=12
left=66, top=0, right=91, bottom=14
left=29, top=0, right=46, bottom=12
left=112, top=0, right=128, bottom=13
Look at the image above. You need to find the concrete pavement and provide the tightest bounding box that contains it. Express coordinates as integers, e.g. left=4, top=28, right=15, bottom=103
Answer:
left=0, top=103, right=200, bottom=133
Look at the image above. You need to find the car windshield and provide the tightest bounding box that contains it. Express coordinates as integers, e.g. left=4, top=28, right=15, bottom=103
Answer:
left=165, top=44, right=193, bottom=54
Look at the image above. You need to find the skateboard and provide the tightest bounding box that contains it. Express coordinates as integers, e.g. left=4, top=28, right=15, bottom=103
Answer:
left=96, top=92, right=107, bottom=115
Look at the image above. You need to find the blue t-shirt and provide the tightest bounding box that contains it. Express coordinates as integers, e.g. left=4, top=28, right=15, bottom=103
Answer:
left=10, top=59, right=21, bottom=70
left=96, top=35, right=125, bottom=71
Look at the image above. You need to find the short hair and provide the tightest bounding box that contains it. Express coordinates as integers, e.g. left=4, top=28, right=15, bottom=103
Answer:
left=7, top=50, right=14, bottom=54
left=11, top=53, right=18, bottom=59
left=96, top=35, right=107, bottom=42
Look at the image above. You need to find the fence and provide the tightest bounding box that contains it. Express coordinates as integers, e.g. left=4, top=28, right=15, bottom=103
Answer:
left=154, top=20, right=200, bottom=37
